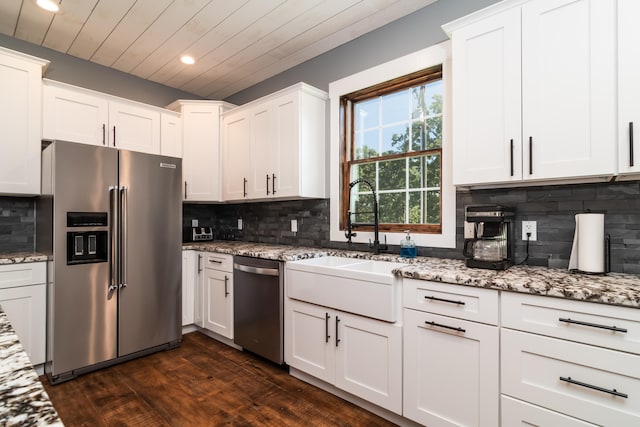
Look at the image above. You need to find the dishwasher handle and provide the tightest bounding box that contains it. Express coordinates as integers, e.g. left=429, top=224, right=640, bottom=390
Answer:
left=233, top=263, right=280, bottom=276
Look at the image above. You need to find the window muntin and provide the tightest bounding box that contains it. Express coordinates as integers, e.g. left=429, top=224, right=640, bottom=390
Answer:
left=342, top=66, right=443, bottom=233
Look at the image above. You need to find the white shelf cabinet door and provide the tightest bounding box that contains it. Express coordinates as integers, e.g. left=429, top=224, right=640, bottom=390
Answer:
left=222, top=109, right=252, bottom=201
left=0, top=284, right=46, bottom=365
left=108, top=100, right=161, bottom=155
left=521, top=0, right=616, bottom=180
left=42, top=81, right=109, bottom=147
left=202, top=267, right=233, bottom=339
left=181, top=251, right=196, bottom=327
left=451, top=6, right=522, bottom=186
left=181, top=102, right=228, bottom=202
left=334, top=311, right=402, bottom=414
left=403, top=308, right=499, bottom=427
left=161, top=111, right=182, bottom=158
left=618, top=0, right=640, bottom=175
left=0, top=50, right=47, bottom=195
left=250, top=103, right=275, bottom=198
left=284, top=298, right=335, bottom=384
left=502, top=396, right=597, bottom=427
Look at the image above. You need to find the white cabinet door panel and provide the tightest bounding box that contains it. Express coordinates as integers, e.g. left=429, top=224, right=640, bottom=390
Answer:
left=0, top=284, right=46, bottom=365
left=521, top=0, right=615, bottom=180
left=451, top=7, right=522, bottom=185
left=501, top=395, right=597, bottom=427
left=109, top=100, right=160, bottom=155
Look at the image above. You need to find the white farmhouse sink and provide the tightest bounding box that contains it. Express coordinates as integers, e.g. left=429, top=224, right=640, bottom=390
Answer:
left=285, top=256, right=404, bottom=322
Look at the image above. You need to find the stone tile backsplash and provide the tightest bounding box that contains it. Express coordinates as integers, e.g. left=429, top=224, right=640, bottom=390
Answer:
left=0, top=197, right=35, bottom=252
left=185, top=180, right=640, bottom=274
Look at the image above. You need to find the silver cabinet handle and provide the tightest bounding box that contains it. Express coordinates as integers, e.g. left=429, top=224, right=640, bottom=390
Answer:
left=243, top=178, right=248, bottom=197
left=224, top=275, right=229, bottom=297
left=197, top=254, right=202, bottom=273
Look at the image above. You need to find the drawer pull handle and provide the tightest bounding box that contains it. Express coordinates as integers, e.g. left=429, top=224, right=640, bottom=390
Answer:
left=559, top=376, right=628, bottom=399
left=559, top=318, right=627, bottom=333
left=209, top=259, right=223, bottom=264
left=424, top=295, right=465, bottom=305
left=425, top=321, right=466, bottom=334
left=325, top=313, right=330, bottom=343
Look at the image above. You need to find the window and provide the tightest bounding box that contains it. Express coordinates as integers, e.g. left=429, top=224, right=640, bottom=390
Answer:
left=340, top=66, right=443, bottom=233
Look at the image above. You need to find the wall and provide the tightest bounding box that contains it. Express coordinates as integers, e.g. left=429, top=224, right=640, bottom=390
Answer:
left=0, top=34, right=202, bottom=108
left=0, top=198, right=35, bottom=252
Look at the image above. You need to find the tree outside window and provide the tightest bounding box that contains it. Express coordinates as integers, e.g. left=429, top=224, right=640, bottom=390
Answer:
left=341, top=65, right=443, bottom=234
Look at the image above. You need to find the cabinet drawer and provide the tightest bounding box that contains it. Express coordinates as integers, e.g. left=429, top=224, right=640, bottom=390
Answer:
left=0, top=262, right=46, bottom=289
left=502, top=292, right=640, bottom=355
left=501, top=396, right=596, bottom=426
left=502, top=329, right=640, bottom=426
left=403, top=278, right=498, bottom=325
left=202, top=253, right=233, bottom=272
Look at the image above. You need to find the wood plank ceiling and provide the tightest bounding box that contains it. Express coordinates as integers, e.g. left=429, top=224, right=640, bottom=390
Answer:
left=0, top=0, right=436, bottom=99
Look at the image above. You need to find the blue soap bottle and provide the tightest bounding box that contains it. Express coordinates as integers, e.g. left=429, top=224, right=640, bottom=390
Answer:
left=400, top=230, right=417, bottom=258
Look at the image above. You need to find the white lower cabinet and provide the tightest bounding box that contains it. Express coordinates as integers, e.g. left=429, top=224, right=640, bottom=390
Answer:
left=0, top=262, right=46, bottom=365
left=501, top=292, right=640, bottom=426
left=403, top=308, right=499, bottom=426
left=285, top=297, right=402, bottom=414
left=181, top=251, right=196, bottom=326
left=501, top=395, right=597, bottom=426
left=200, top=253, right=234, bottom=339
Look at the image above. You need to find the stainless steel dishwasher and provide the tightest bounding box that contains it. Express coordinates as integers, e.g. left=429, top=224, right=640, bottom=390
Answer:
left=233, top=255, right=284, bottom=364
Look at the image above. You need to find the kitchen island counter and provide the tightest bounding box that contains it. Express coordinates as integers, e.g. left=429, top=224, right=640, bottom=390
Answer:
left=0, top=308, right=62, bottom=426
left=185, top=241, right=640, bottom=308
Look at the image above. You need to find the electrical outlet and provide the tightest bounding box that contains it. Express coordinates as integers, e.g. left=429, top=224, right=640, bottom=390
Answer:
left=237, top=218, right=243, bottom=230
left=291, top=219, right=298, bottom=233
left=191, top=219, right=198, bottom=227
left=464, top=221, right=475, bottom=239
left=522, top=221, right=537, bottom=241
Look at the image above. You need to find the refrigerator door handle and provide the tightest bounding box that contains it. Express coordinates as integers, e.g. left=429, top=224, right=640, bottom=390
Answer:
left=120, top=186, right=128, bottom=289
left=109, top=186, right=119, bottom=297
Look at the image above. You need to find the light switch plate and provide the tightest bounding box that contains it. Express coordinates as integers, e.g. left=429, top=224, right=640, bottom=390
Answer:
left=291, top=219, right=298, bottom=233
left=464, top=221, right=475, bottom=239
left=237, top=218, right=243, bottom=230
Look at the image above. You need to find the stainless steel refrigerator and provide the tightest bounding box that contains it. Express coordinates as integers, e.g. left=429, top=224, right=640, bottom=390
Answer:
left=37, top=140, right=182, bottom=383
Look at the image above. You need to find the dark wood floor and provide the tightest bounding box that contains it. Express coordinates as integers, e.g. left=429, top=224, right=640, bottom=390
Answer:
left=41, top=332, right=398, bottom=426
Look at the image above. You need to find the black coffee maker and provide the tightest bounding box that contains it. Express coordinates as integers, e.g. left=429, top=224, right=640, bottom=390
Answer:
left=463, top=205, right=514, bottom=270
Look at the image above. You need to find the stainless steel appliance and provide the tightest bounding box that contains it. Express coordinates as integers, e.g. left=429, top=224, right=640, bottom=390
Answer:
left=233, top=256, right=284, bottom=364
left=463, top=205, right=514, bottom=270
left=37, top=141, right=182, bottom=383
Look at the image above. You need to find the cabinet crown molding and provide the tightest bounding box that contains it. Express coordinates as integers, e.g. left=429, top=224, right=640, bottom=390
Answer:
left=442, top=0, right=530, bottom=35
left=0, top=46, right=49, bottom=70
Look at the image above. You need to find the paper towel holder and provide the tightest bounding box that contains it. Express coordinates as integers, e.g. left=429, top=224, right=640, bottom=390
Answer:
left=568, top=210, right=611, bottom=275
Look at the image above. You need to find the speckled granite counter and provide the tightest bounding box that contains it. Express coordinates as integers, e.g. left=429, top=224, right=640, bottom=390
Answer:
left=184, top=241, right=640, bottom=308
left=0, top=252, right=49, bottom=265
left=0, top=309, right=62, bottom=426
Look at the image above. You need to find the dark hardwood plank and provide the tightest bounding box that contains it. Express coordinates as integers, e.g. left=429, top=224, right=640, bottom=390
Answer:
left=41, top=332, right=398, bottom=426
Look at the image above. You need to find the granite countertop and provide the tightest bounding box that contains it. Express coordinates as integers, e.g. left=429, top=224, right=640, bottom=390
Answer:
left=184, top=241, right=640, bottom=308
left=0, top=252, right=49, bottom=265
left=0, top=309, right=62, bottom=426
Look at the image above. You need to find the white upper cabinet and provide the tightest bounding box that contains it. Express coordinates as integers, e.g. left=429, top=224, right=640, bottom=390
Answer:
left=222, top=83, right=327, bottom=202
left=160, top=111, right=182, bottom=158
left=0, top=47, right=48, bottom=195
left=172, top=101, right=235, bottom=202
left=43, top=79, right=175, bottom=156
left=446, top=0, right=616, bottom=186
left=449, top=7, right=522, bottom=185
left=618, top=0, right=640, bottom=175
left=108, top=99, right=160, bottom=154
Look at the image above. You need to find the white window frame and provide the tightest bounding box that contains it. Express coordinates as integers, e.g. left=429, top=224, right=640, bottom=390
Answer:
left=329, top=41, right=455, bottom=248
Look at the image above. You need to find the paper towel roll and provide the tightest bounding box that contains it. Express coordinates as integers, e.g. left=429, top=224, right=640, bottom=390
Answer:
left=568, top=213, right=605, bottom=273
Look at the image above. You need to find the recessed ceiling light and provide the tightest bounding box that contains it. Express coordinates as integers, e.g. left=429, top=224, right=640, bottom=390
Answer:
left=180, top=55, right=195, bottom=65
left=36, top=0, right=60, bottom=12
